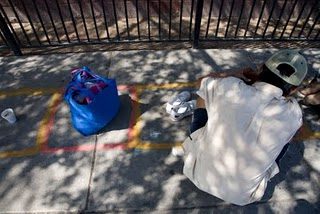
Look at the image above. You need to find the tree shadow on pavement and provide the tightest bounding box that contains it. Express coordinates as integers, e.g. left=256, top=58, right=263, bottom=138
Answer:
left=261, top=142, right=305, bottom=201
left=0, top=49, right=319, bottom=212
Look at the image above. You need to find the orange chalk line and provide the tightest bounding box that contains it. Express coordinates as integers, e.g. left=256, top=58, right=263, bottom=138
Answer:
left=0, top=86, right=129, bottom=157
left=126, top=83, right=196, bottom=150
left=1, top=83, right=319, bottom=158
left=126, top=85, right=143, bottom=149
left=37, top=92, right=63, bottom=151
left=0, top=87, right=59, bottom=98
left=0, top=88, right=63, bottom=158
left=41, top=83, right=193, bottom=153
left=41, top=84, right=181, bottom=154
left=0, top=147, right=39, bottom=159
left=124, top=85, right=140, bottom=149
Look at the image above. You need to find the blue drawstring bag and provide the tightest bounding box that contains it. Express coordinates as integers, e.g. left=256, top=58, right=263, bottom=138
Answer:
left=64, top=66, right=120, bottom=136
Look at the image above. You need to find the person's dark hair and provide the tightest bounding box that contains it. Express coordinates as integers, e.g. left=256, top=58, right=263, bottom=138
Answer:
left=257, top=64, right=296, bottom=96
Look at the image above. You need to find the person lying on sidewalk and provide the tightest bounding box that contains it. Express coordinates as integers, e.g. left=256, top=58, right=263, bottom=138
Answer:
left=170, top=50, right=308, bottom=206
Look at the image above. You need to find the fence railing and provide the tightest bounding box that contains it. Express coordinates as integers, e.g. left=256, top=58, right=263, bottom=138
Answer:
left=0, top=0, right=319, bottom=55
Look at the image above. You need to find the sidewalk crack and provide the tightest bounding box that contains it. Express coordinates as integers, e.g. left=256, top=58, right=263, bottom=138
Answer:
left=83, top=135, right=98, bottom=212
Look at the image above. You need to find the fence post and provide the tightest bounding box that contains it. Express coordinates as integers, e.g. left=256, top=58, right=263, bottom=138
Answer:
left=193, top=0, right=204, bottom=48
left=0, top=12, right=22, bottom=56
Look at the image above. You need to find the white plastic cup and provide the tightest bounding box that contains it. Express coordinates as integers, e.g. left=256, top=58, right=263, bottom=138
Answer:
left=1, top=108, right=17, bottom=124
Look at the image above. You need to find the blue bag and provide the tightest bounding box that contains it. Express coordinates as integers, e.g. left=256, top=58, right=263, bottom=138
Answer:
left=64, top=66, right=120, bottom=136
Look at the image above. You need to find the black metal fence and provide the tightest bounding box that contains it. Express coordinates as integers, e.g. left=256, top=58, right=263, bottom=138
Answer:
left=0, top=0, right=319, bottom=55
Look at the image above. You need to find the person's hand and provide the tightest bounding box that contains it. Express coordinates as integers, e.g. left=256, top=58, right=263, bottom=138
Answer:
left=299, top=80, right=320, bottom=106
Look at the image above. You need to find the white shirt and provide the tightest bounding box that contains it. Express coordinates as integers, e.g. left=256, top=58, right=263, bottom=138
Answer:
left=183, top=77, right=302, bottom=206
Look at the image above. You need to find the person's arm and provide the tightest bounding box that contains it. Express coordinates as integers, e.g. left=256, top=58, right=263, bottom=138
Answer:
left=195, top=67, right=258, bottom=108
left=196, top=67, right=257, bottom=88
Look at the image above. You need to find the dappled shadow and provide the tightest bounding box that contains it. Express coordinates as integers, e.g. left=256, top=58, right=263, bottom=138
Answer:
left=0, top=152, right=93, bottom=211
left=86, top=149, right=225, bottom=212
left=0, top=52, right=112, bottom=89
left=0, top=49, right=319, bottom=212
left=0, top=94, right=49, bottom=151
left=138, top=88, right=195, bottom=143
left=107, top=49, right=256, bottom=85
left=98, top=94, right=136, bottom=134
left=301, top=105, right=320, bottom=132
left=0, top=52, right=113, bottom=211
left=261, top=142, right=305, bottom=202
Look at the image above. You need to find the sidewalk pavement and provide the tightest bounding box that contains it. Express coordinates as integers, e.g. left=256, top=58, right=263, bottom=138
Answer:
left=0, top=49, right=319, bottom=213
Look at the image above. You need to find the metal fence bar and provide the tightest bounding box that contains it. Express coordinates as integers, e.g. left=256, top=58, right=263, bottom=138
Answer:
left=235, top=0, right=245, bottom=38
left=262, top=0, right=277, bottom=38
left=215, top=0, right=224, bottom=37
left=244, top=0, right=256, bottom=38
left=271, top=0, right=288, bottom=38
left=298, top=1, right=318, bottom=38
left=1, top=0, right=319, bottom=53
left=111, top=0, right=120, bottom=40
left=0, top=3, right=21, bottom=45
left=0, top=11, right=21, bottom=55
left=67, top=0, right=80, bottom=42
left=124, top=0, right=130, bottom=39
left=189, top=0, right=195, bottom=39
left=89, top=0, right=100, bottom=40
left=44, top=0, right=60, bottom=43
left=101, top=0, right=110, bottom=40
left=20, top=0, right=41, bottom=45
left=168, top=0, right=172, bottom=40
left=78, top=0, right=90, bottom=41
left=253, top=0, right=267, bottom=38
left=0, top=29, right=8, bottom=46
left=136, top=0, right=141, bottom=40
left=307, top=13, right=320, bottom=39
left=315, top=28, right=320, bottom=39
left=289, top=0, right=308, bottom=38
left=55, top=0, right=70, bottom=43
left=159, top=0, right=161, bottom=40
left=32, top=0, right=51, bottom=44
left=8, top=0, right=30, bottom=45
left=179, top=0, right=184, bottom=39
left=280, top=0, right=298, bottom=39
left=205, top=0, right=214, bottom=38
left=147, top=0, right=151, bottom=40
left=225, top=0, right=235, bottom=38
left=135, top=0, right=140, bottom=40
left=193, top=0, right=203, bottom=47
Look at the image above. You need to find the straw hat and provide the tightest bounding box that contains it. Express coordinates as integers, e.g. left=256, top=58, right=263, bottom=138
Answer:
left=265, top=50, right=308, bottom=86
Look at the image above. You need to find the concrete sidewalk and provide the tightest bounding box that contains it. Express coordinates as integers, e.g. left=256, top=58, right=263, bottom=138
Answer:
left=0, top=49, right=319, bottom=213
